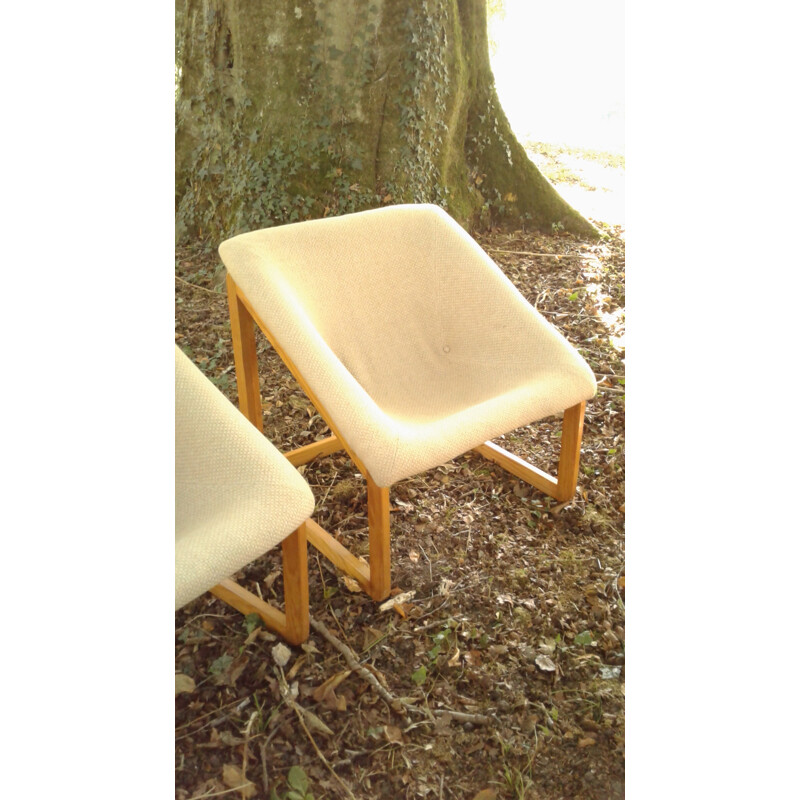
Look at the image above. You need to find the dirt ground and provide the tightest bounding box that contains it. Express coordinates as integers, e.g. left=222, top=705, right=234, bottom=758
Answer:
left=175, top=151, right=625, bottom=799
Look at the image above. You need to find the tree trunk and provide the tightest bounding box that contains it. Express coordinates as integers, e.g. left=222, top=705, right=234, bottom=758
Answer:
left=175, top=0, right=597, bottom=242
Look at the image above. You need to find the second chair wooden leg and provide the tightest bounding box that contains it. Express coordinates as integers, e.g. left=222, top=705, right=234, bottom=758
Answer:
left=366, top=474, right=392, bottom=601
left=554, top=401, right=586, bottom=502
left=281, top=523, right=310, bottom=644
left=208, top=524, right=309, bottom=645
left=472, top=401, right=587, bottom=504
left=227, top=273, right=264, bottom=433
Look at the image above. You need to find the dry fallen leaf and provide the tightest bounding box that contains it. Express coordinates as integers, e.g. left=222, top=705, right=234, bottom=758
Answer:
left=175, top=674, right=196, bottom=696
left=535, top=654, right=557, bottom=672
left=227, top=653, right=249, bottom=686
left=324, top=691, right=348, bottom=711
left=312, top=670, right=351, bottom=703
left=363, top=662, right=389, bottom=688
left=264, top=569, right=281, bottom=590
left=496, top=593, right=515, bottom=606
left=286, top=654, right=306, bottom=681
left=383, top=724, right=403, bottom=744
left=288, top=395, right=309, bottom=412
left=379, top=590, right=416, bottom=612
left=362, top=626, right=385, bottom=650
left=218, top=730, right=245, bottom=747
left=301, top=707, right=334, bottom=736
left=472, top=790, right=498, bottom=800
left=301, top=641, right=322, bottom=657
left=341, top=575, right=364, bottom=593
left=578, top=737, right=597, bottom=748
left=222, top=764, right=256, bottom=798
left=434, top=712, right=452, bottom=736
left=243, top=626, right=262, bottom=647
left=465, top=650, right=482, bottom=667
left=272, top=642, right=291, bottom=668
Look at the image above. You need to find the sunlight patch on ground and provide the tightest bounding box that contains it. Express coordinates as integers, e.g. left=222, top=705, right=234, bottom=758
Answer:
left=551, top=166, right=625, bottom=227
left=577, top=251, right=625, bottom=353
left=524, top=143, right=625, bottom=227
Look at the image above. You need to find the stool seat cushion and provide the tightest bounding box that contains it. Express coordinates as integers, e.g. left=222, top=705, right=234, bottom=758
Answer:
left=219, top=204, right=596, bottom=487
left=175, top=346, right=315, bottom=609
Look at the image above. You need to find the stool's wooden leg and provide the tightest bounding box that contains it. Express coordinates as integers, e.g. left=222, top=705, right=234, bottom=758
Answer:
left=366, top=474, right=392, bottom=602
left=303, top=477, right=391, bottom=602
left=209, top=524, right=309, bottom=645
left=473, top=401, right=588, bottom=504
left=226, top=274, right=263, bottom=432
left=281, top=524, right=310, bottom=644
left=555, top=401, right=586, bottom=502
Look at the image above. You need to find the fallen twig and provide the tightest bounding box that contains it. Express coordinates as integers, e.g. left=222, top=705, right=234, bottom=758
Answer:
left=176, top=696, right=251, bottom=739
left=442, top=709, right=495, bottom=725
left=310, top=616, right=407, bottom=719
left=241, top=711, right=258, bottom=800
left=310, top=616, right=494, bottom=726
left=412, top=606, right=453, bottom=631
left=259, top=742, right=270, bottom=798
left=187, top=785, right=255, bottom=800
left=331, top=749, right=371, bottom=769
left=486, top=248, right=596, bottom=259
left=175, top=274, right=225, bottom=296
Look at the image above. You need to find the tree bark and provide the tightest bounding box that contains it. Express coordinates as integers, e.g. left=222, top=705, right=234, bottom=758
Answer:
left=175, top=0, right=597, bottom=242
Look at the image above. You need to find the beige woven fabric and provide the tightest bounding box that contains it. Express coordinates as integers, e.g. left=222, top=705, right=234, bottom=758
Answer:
left=175, top=346, right=315, bottom=609
left=219, top=204, right=597, bottom=487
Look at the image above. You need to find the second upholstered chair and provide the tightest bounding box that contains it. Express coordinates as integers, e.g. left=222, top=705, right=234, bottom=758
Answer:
left=219, top=204, right=597, bottom=601
left=176, top=345, right=315, bottom=644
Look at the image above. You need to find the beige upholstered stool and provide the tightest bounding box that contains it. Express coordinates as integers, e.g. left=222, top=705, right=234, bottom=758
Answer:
left=175, top=345, right=315, bottom=644
left=219, top=204, right=597, bottom=601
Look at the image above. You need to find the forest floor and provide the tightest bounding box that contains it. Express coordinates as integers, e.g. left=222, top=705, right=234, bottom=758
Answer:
left=175, top=145, right=625, bottom=800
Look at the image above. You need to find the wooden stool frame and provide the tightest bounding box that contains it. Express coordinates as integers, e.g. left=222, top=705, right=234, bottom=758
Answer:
left=208, top=522, right=310, bottom=645
left=227, top=274, right=586, bottom=602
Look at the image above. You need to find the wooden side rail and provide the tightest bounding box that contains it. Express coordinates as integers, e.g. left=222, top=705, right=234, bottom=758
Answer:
left=305, top=519, right=371, bottom=588
left=473, top=401, right=586, bottom=504
left=209, top=523, right=310, bottom=644
left=285, top=435, right=343, bottom=467
left=474, top=441, right=559, bottom=496
left=304, top=478, right=391, bottom=602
